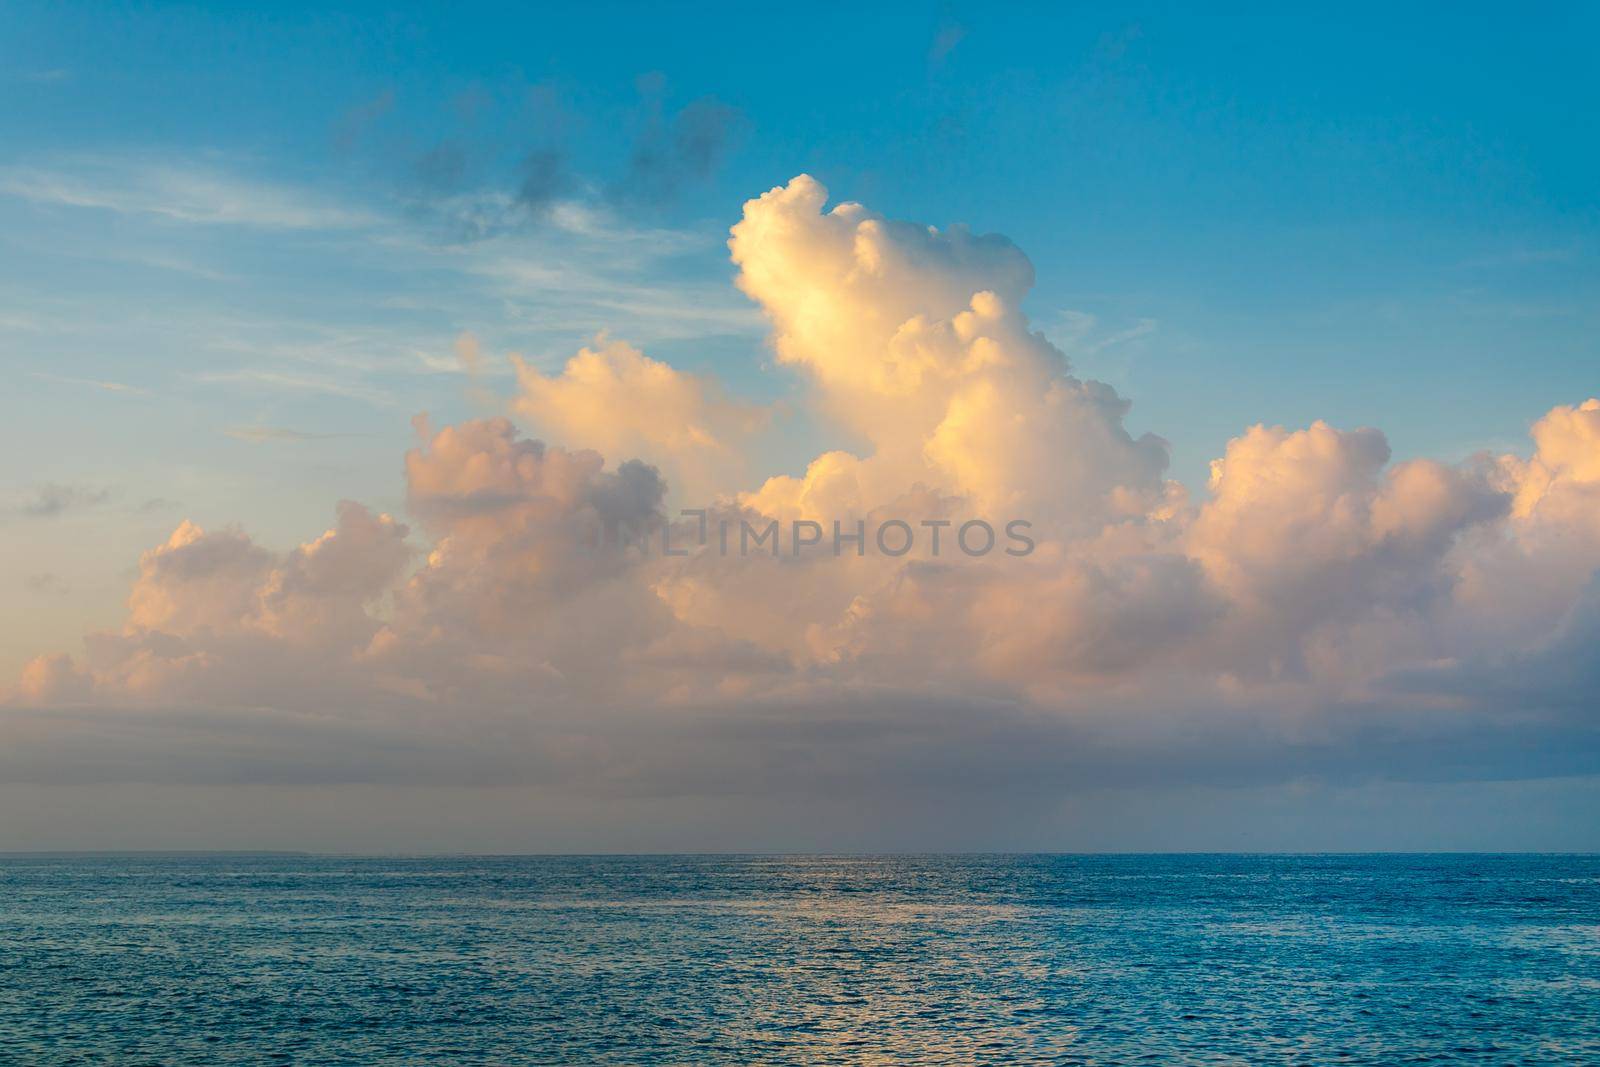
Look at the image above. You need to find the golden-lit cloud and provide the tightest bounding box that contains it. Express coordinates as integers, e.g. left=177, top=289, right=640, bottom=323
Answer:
left=729, top=175, right=1169, bottom=525
left=6, top=176, right=1600, bottom=811
left=512, top=337, right=766, bottom=503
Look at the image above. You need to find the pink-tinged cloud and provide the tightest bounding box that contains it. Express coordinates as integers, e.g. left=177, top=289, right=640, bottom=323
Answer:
left=5, top=177, right=1600, bottom=820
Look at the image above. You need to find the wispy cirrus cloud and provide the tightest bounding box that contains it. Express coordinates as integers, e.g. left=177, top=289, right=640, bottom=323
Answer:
left=1, top=150, right=758, bottom=393
left=192, top=368, right=394, bottom=406
left=224, top=425, right=358, bottom=444
left=11, top=68, right=70, bottom=85
left=1082, top=317, right=1157, bottom=355
left=27, top=371, right=152, bottom=396
left=0, top=157, right=376, bottom=230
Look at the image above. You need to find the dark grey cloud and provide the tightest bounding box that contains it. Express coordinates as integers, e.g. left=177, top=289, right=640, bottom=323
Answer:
left=588, top=458, right=667, bottom=525
left=1383, top=575, right=1600, bottom=718
left=332, top=74, right=745, bottom=236
left=3, top=682, right=1596, bottom=801
left=673, top=98, right=743, bottom=180
left=24, top=572, right=66, bottom=595
left=15, top=483, right=110, bottom=518
left=928, top=20, right=966, bottom=66
left=516, top=145, right=570, bottom=212
left=332, top=88, right=396, bottom=153
left=411, top=140, right=471, bottom=193
left=613, top=92, right=746, bottom=208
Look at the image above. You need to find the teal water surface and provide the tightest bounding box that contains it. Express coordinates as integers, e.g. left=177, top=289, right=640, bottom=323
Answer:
left=1, top=854, right=1597, bottom=1064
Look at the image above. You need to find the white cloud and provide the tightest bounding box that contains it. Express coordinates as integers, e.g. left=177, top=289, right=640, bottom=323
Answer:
left=0, top=159, right=375, bottom=230
left=729, top=175, right=1171, bottom=526
left=27, top=371, right=151, bottom=396
left=6, top=176, right=1600, bottom=837
left=513, top=337, right=768, bottom=502
left=193, top=368, right=394, bottom=406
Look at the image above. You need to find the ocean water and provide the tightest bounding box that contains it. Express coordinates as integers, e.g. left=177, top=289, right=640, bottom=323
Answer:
left=1, top=854, right=1597, bottom=1065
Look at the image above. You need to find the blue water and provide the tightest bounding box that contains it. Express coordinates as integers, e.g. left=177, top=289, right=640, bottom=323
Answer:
left=1, top=854, right=1597, bottom=1064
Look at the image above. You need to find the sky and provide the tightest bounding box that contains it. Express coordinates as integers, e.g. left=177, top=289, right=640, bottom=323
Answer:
left=2, top=3, right=1598, bottom=851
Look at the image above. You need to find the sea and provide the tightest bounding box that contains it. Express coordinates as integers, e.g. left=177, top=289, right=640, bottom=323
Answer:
left=1, top=853, right=1596, bottom=1064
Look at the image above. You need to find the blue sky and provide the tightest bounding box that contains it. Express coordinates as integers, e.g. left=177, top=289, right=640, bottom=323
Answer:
left=8, top=4, right=1597, bottom=436
left=2, top=5, right=1600, bottom=849
left=6, top=3, right=1599, bottom=676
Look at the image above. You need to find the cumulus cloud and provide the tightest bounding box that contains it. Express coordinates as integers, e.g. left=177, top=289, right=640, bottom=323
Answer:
left=729, top=175, right=1171, bottom=526
left=1500, top=398, right=1600, bottom=536
left=13, top=503, right=409, bottom=710
left=512, top=338, right=767, bottom=502
left=1185, top=421, right=1507, bottom=679
left=5, top=176, right=1600, bottom=835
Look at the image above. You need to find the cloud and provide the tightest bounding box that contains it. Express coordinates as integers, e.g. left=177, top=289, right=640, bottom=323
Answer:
left=224, top=425, right=352, bottom=444
left=0, top=158, right=374, bottom=229
left=613, top=88, right=746, bottom=207
left=5, top=176, right=1600, bottom=841
left=928, top=20, right=967, bottom=66
left=25, top=572, right=67, bottom=595
left=330, top=76, right=742, bottom=237
left=15, top=68, right=71, bottom=84
left=1184, top=421, right=1507, bottom=678
left=14, top=483, right=111, bottom=518
left=452, top=330, right=485, bottom=377
left=1083, top=318, right=1157, bottom=355
left=17, top=503, right=410, bottom=708
left=516, top=146, right=571, bottom=212
left=410, top=140, right=472, bottom=193
left=28, top=371, right=151, bottom=396
left=728, top=174, right=1170, bottom=525
left=512, top=337, right=768, bottom=502
left=332, top=88, right=395, bottom=152
left=15, top=653, right=92, bottom=704
left=194, top=368, right=393, bottom=406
